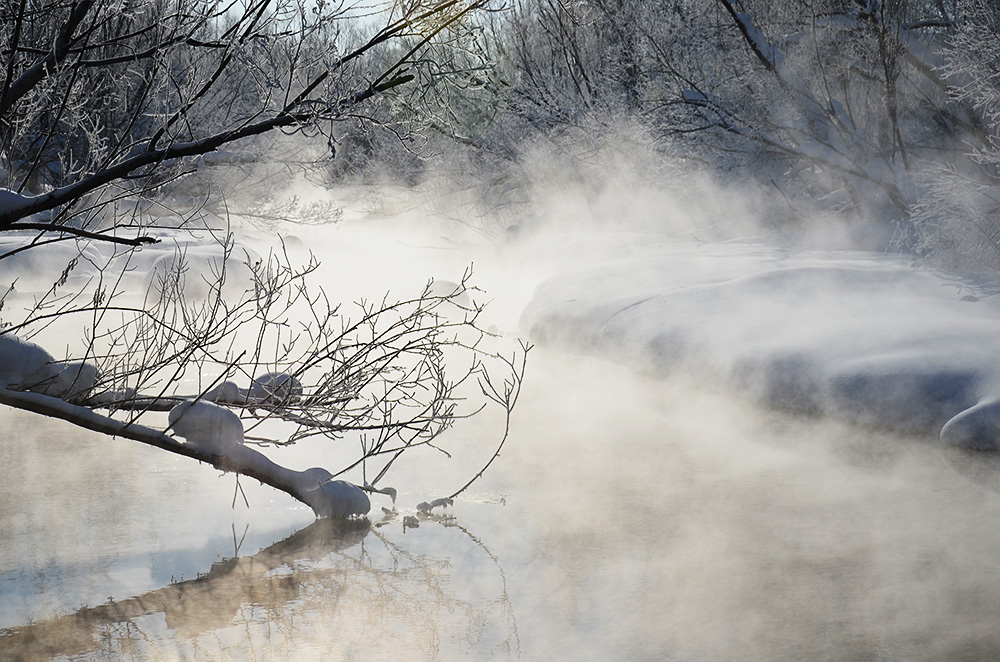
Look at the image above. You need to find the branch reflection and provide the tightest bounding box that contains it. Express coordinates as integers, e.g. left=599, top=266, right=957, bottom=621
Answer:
left=1, top=512, right=520, bottom=660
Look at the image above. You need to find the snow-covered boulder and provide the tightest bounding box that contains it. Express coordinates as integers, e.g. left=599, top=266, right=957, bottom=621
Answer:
left=87, top=387, right=137, bottom=406
left=0, top=335, right=99, bottom=401
left=290, top=467, right=370, bottom=518
left=522, top=243, right=1000, bottom=450
left=167, top=399, right=244, bottom=453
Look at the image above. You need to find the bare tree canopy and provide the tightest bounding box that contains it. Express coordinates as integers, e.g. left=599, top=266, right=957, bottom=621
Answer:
left=478, top=0, right=1000, bottom=271
left=0, top=0, right=527, bottom=520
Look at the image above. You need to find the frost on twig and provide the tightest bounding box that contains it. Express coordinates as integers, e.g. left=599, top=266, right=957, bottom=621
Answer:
left=0, top=245, right=527, bottom=519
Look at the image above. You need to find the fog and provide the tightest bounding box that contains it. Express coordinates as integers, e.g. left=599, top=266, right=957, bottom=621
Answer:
left=6, top=143, right=1000, bottom=660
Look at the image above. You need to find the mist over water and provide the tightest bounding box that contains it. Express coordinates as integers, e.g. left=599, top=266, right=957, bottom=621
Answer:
left=6, top=155, right=1000, bottom=660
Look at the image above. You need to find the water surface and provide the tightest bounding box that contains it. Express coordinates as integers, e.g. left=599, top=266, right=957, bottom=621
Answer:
left=5, top=348, right=1000, bottom=660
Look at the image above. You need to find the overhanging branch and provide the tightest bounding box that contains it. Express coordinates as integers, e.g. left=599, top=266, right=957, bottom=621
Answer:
left=9, top=222, right=159, bottom=246
left=0, top=385, right=358, bottom=518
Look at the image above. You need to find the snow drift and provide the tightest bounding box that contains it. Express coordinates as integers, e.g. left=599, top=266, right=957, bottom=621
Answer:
left=521, top=242, right=1000, bottom=449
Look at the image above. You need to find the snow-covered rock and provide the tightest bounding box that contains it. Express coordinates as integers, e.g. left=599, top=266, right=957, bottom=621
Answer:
left=0, top=335, right=99, bottom=401
left=522, top=243, right=1000, bottom=450
left=290, top=467, right=371, bottom=518
left=87, top=387, right=137, bottom=406
left=167, top=399, right=244, bottom=453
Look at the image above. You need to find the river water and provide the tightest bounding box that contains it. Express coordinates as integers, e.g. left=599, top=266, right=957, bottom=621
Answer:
left=6, top=204, right=1000, bottom=660
left=5, top=346, right=1000, bottom=660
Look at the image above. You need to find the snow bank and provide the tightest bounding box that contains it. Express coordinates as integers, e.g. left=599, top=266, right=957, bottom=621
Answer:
left=144, top=239, right=260, bottom=303
left=0, top=227, right=259, bottom=301
left=522, top=243, right=1000, bottom=449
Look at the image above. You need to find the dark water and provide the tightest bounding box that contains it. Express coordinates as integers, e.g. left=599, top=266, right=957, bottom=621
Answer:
left=5, top=348, right=1000, bottom=660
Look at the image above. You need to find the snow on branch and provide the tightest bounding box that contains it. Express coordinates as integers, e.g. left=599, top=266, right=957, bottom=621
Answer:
left=0, top=0, right=491, bottom=237
left=0, top=383, right=371, bottom=517
left=0, top=243, right=528, bottom=520
left=716, top=0, right=783, bottom=72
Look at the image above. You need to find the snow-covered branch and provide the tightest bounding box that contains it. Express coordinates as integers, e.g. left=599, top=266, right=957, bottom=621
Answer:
left=0, top=244, right=527, bottom=520
left=0, top=384, right=371, bottom=517
left=0, top=0, right=491, bottom=236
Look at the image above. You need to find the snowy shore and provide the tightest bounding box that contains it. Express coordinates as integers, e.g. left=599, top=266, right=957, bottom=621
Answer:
left=522, top=242, right=1000, bottom=449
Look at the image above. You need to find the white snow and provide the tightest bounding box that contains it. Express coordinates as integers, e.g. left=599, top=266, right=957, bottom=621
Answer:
left=0, top=188, right=31, bottom=215
left=202, top=373, right=303, bottom=407
left=205, top=380, right=247, bottom=405
left=87, top=387, right=137, bottom=406
left=522, top=242, right=1000, bottom=450
left=425, top=279, right=473, bottom=318
left=25, top=360, right=98, bottom=401
left=735, top=11, right=784, bottom=69
left=0, top=334, right=55, bottom=388
left=0, top=335, right=98, bottom=401
left=248, top=372, right=302, bottom=405
left=295, top=467, right=334, bottom=492
left=167, top=399, right=245, bottom=453
left=311, top=480, right=370, bottom=518
left=289, top=468, right=371, bottom=518
left=144, top=240, right=260, bottom=303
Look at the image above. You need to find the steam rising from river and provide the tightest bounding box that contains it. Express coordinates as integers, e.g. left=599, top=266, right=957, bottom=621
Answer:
left=5, top=133, right=1000, bottom=659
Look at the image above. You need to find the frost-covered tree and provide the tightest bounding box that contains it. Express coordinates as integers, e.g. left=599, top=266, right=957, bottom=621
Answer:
left=490, top=0, right=1000, bottom=258
left=907, top=0, right=1000, bottom=271
left=0, top=0, right=527, bottom=520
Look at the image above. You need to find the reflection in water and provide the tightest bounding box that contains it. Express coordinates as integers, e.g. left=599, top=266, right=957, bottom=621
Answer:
left=0, top=518, right=369, bottom=658
left=1, top=513, right=520, bottom=660
left=0, top=406, right=521, bottom=660
left=9, top=349, right=1000, bottom=659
